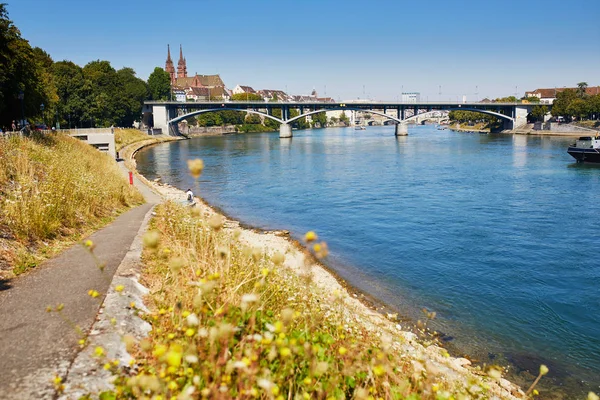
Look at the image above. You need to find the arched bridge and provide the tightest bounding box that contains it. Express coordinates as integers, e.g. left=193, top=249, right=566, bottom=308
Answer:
left=143, top=100, right=546, bottom=138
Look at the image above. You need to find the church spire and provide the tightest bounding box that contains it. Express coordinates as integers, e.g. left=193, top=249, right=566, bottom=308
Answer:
left=177, top=44, right=187, bottom=79
left=165, top=44, right=175, bottom=85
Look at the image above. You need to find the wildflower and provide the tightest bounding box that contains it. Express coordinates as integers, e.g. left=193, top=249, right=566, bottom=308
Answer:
left=166, top=349, right=182, bottom=367
left=83, top=239, right=95, bottom=250
left=87, top=289, right=100, bottom=298
left=185, top=328, right=195, bottom=337
left=53, top=375, right=62, bottom=385
left=103, top=363, right=111, bottom=370
left=271, top=251, right=285, bottom=266
left=373, top=365, right=385, bottom=376
left=115, top=284, right=124, bottom=293
left=338, top=347, right=347, bottom=355
left=280, top=347, right=291, bottom=357
left=304, top=231, right=317, bottom=242
left=169, top=257, right=184, bottom=273
left=540, top=365, right=549, bottom=376
left=186, top=313, right=199, bottom=326
left=303, top=377, right=312, bottom=385
left=533, top=389, right=539, bottom=396
left=78, top=339, right=85, bottom=346
left=142, top=230, right=160, bottom=249
left=208, top=214, right=223, bottom=231
left=153, top=344, right=167, bottom=357
left=94, top=346, right=105, bottom=357
left=588, top=392, right=599, bottom=400
left=261, top=268, right=270, bottom=277
left=187, top=158, right=204, bottom=178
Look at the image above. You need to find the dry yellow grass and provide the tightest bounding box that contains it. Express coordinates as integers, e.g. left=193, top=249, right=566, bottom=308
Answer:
left=0, top=133, right=144, bottom=275
left=94, top=201, right=538, bottom=399
left=114, top=128, right=153, bottom=151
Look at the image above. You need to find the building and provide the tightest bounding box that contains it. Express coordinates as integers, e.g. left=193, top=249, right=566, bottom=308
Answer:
left=257, top=89, right=293, bottom=102
left=164, top=45, right=228, bottom=101
left=232, top=85, right=256, bottom=95
left=401, top=92, right=420, bottom=103
left=525, top=86, right=600, bottom=104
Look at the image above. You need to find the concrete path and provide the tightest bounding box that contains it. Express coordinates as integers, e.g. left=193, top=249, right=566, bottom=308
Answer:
left=0, top=160, right=160, bottom=399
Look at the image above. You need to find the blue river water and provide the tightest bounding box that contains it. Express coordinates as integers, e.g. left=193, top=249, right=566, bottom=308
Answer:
left=136, top=125, right=600, bottom=396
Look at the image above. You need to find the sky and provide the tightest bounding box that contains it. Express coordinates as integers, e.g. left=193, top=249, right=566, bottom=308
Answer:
left=6, top=0, right=600, bottom=101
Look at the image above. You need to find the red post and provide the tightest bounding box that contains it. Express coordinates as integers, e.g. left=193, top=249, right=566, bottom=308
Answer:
left=129, top=171, right=133, bottom=185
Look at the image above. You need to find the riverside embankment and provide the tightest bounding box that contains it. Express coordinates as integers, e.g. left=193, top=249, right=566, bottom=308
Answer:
left=98, top=132, right=532, bottom=399
left=134, top=126, right=600, bottom=398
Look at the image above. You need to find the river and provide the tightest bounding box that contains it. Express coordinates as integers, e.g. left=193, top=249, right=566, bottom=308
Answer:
left=136, top=125, right=600, bottom=397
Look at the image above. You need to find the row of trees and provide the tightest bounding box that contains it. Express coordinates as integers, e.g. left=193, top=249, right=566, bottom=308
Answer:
left=0, top=5, right=175, bottom=130
left=551, top=83, right=600, bottom=121
left=192, top=110, right=348, bottom=131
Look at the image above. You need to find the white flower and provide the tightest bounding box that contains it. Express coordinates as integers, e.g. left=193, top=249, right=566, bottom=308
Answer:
left=186, top=313, right=199, bottom=326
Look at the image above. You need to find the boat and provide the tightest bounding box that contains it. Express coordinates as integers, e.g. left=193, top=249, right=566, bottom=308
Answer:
left=355, top=125, right=366, bottom=130
left=567, top=136, right=600, bottom=163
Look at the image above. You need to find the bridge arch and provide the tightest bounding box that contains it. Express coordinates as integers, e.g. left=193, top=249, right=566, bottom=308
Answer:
left=169, top=108, right=284, bottom=125
left=445, top=107, right=513, bottom=122
left=285, top=108, right=403, bottom=125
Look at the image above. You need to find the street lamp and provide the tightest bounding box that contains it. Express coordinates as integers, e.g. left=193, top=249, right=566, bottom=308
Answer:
left=18, top=90, right=25, bottom=128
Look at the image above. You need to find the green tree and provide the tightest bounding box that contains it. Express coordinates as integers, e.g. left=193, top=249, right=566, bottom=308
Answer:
left=312, top=112, right=327, bottom=128
left=339, top=111, right=349, bottom=125
left=0, top=5, right=48, bottom=126
left=577, top=82, right=588, bottom=98
left=264, top=108, right=282, bottom=130
left=147, top=67, right=171, bottom=100
left=245, top=113, right=262, bottom=124
left=530, top=105, right=548, bottom=121
left=551, top=89, right=577, bottom=120
left=52, top=61, right=86, bottom=128
left=115, top=67, right=149, bottom=127
left=521, top=96, right=541, bottom=103
left=231, top=93, right=263, bottom=101
left=567, top=98, right=588, bottom=120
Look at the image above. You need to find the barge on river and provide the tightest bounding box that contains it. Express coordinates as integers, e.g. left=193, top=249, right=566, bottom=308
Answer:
left=567, top=136, right=600, bottom=163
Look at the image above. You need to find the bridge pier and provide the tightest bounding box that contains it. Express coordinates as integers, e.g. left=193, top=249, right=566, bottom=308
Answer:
left=395, top=123, right=408, bottom=136
left=279, top=123, right=292, bottom=138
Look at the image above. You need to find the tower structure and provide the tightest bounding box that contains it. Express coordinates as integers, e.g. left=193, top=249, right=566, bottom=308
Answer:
left=177, top=44, right=187, bottom=79
left=165, top=45, right=176, bottom=85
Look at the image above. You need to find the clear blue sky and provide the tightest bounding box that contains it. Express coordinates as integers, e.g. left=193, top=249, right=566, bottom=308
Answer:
left=6, top=0, right=600, bottom=101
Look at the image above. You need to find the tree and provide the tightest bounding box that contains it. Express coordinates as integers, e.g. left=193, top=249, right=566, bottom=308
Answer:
left=115, top=67, right=149, bottom=127
left=245, top=113, right=262, bottom=124
left=52, top=61, right=86, bottom=128
left=231, top=93, right=263, bottom=101
left=577, top=82, right=588, bottom=98
left=264, top=108, right=282, bottom=130
left=551, top=89, right=577, bottom=120
left=567, top=98, right=588, bottom=120
left=530, top=105, right=548, bottom=121
left=147, top=67, right=171, bottom=100
left=312, top=112, right=327, bottom=128
left=521, top=96, right=541, bottom=103
left=0, top=5, right=48, bottom=126
left=339, top=111, right=349, bottom=125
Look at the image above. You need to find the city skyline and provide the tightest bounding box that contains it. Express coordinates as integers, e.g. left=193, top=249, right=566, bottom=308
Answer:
left=6, top=0, right=600, bottom=101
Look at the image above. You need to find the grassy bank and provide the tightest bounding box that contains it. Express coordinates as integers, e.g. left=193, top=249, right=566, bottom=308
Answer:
left=0, top=133, right=143, bottom=276
left=94, top=199, right=537, bottom=399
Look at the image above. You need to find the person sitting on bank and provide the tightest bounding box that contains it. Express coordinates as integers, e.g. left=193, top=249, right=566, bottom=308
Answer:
left=186, top=188, right=195, bottom=206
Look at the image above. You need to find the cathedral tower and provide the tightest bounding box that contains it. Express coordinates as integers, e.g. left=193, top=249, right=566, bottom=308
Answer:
left=177, top=44, right=187, bottom=79
left=165, top=45, right=176, bottom=85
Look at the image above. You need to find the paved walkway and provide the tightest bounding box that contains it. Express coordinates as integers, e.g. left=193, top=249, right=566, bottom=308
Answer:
left=0, top=160, right=160, bottom=399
